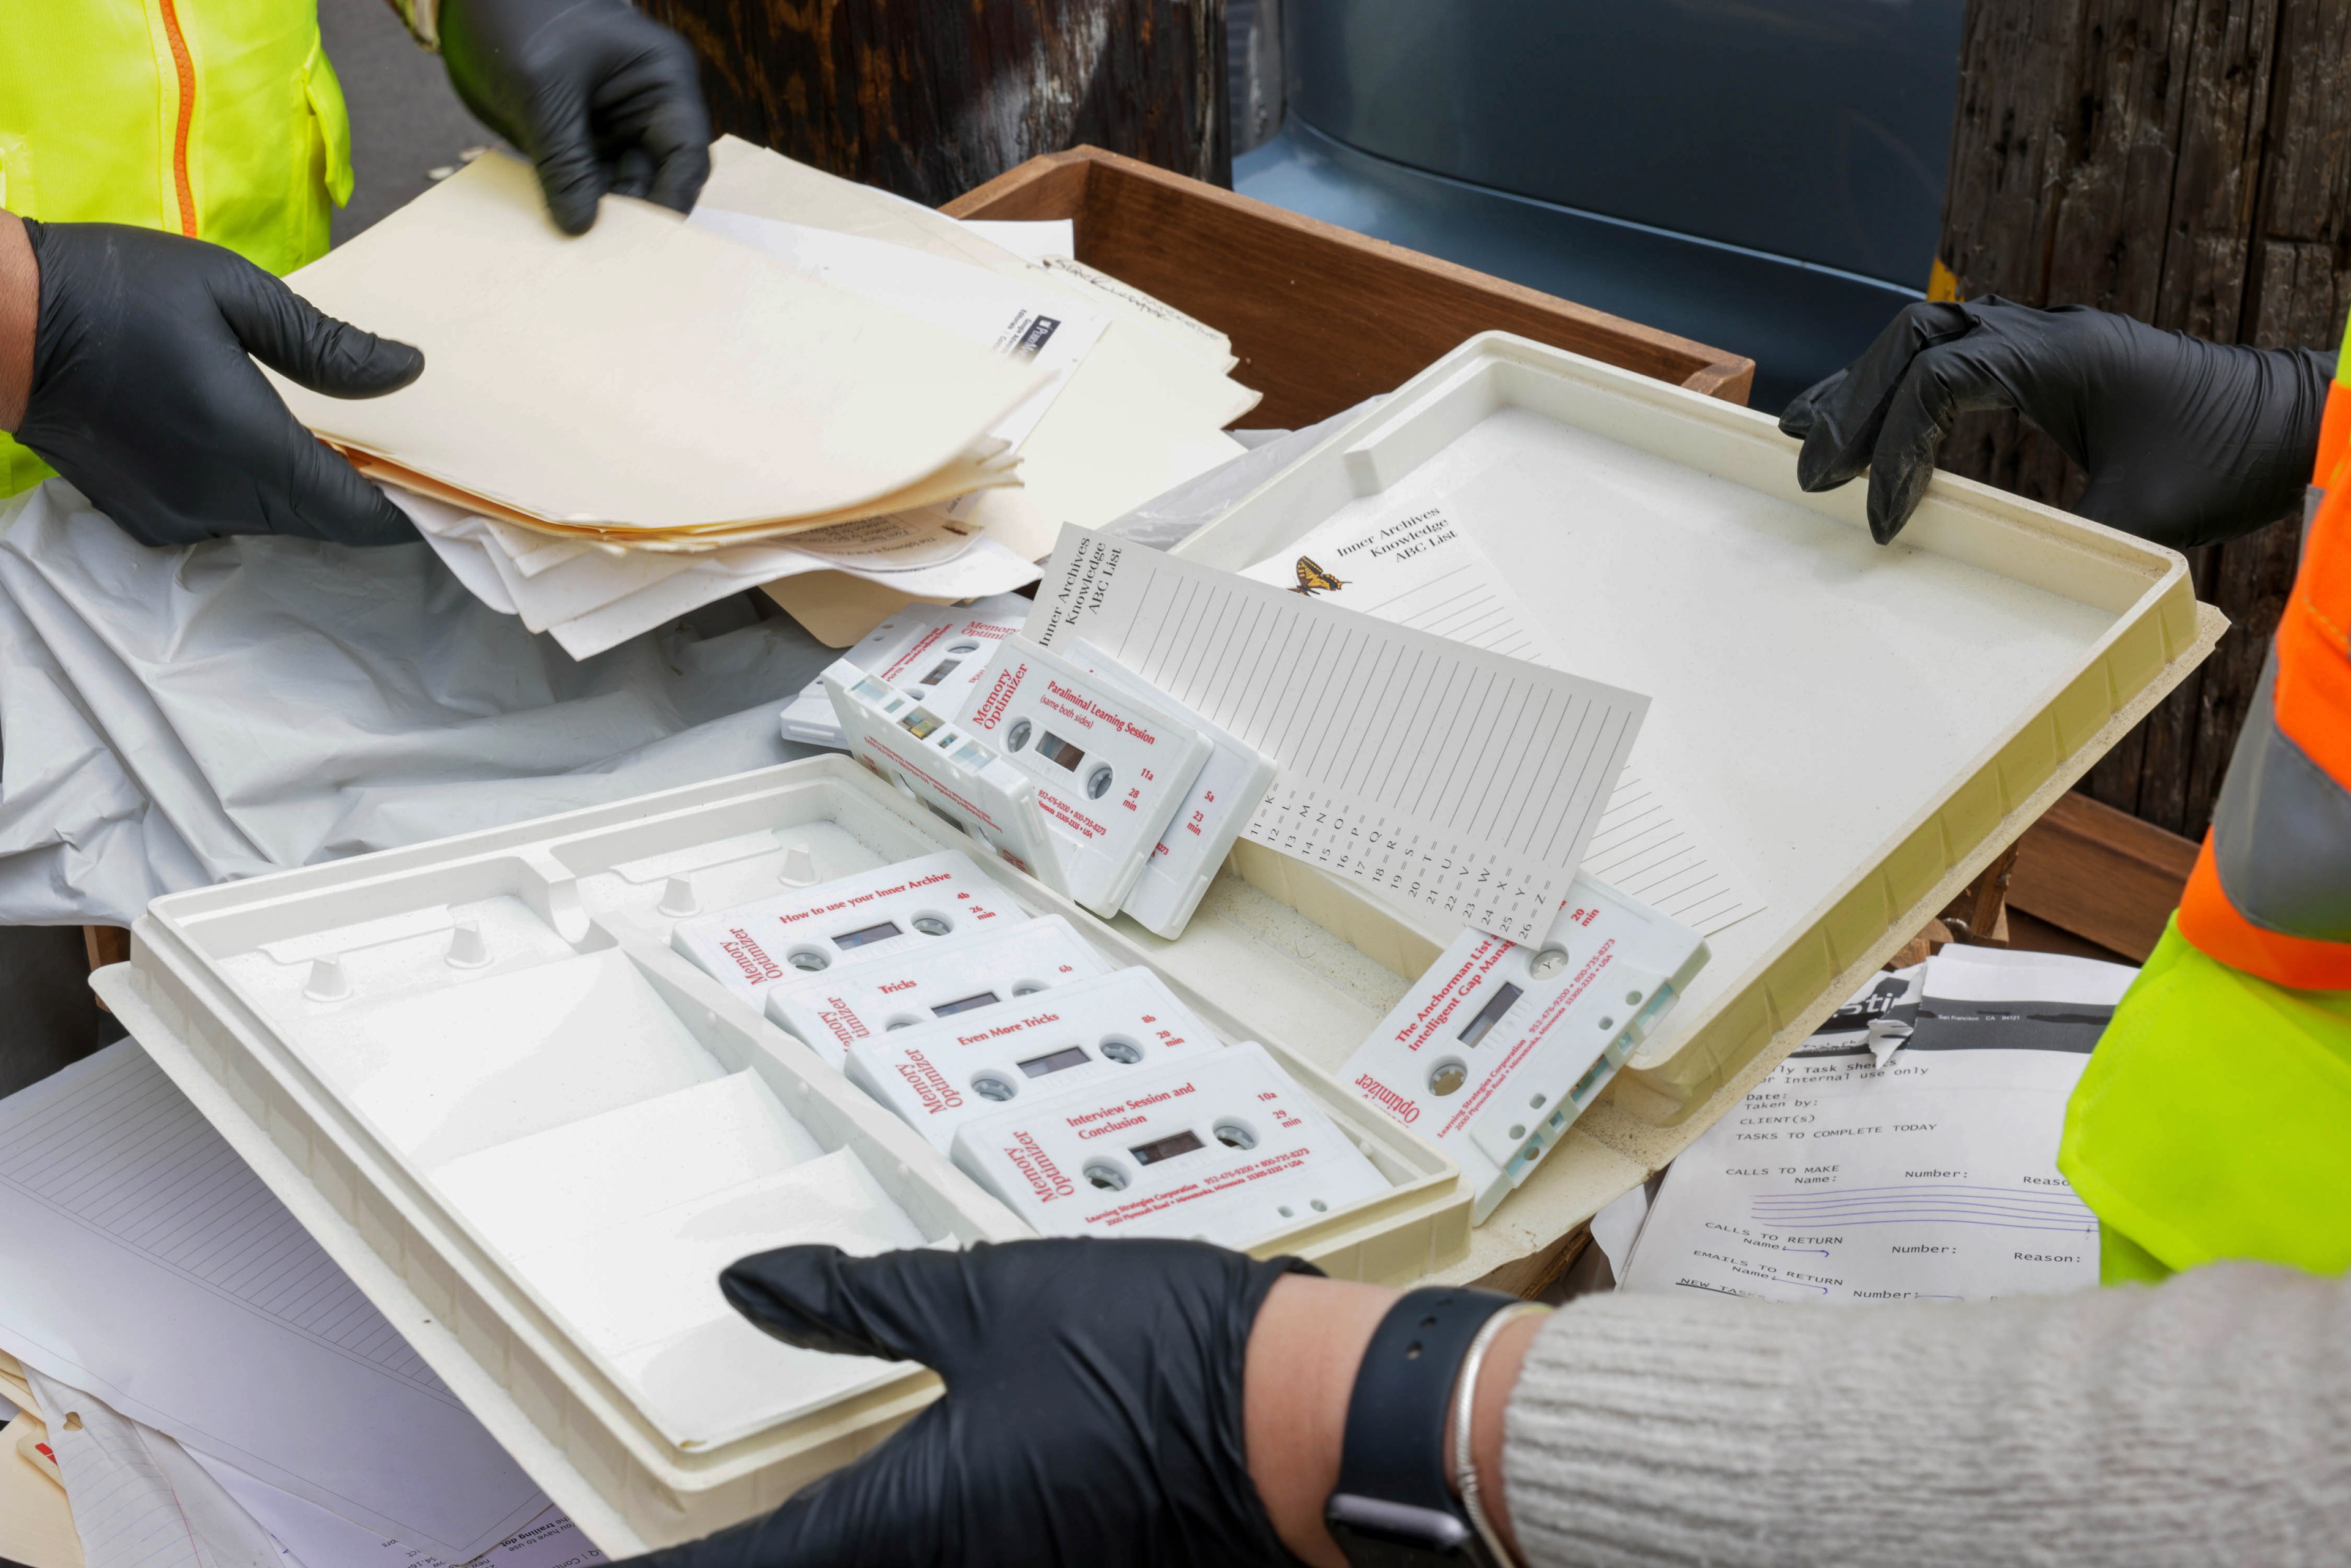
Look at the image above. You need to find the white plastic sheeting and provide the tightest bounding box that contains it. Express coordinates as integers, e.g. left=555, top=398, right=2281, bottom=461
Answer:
left=0, top=482, right=834, bottom=926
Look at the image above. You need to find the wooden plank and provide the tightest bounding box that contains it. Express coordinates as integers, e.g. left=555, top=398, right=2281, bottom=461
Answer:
left=1935, top=0, right=2346, bottom=842
left=643, top=0, right=1229, bottom=206
left=945, top=147, right=1757, bottom=426
left=2004, top=792, right=2197, bottom=962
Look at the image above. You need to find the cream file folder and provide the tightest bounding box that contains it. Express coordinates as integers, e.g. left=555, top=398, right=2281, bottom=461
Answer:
left=269, top=153, right=1044, bottom=544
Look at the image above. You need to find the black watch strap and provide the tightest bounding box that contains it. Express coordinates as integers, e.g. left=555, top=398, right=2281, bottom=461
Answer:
left=1324, top=1285, right=1519, bottom=1567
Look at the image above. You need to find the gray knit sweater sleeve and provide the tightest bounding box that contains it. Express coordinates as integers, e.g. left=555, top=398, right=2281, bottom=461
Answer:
left=1502, top=1262, right=2351, bottom=1566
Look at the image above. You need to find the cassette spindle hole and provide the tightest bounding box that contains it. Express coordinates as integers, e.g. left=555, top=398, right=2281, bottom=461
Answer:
left=1213, top=1120, right=1256, bottom=1150
left=912, top=913, right=953, bottom=937
left=1010, top=981, right=1044, bottom=997
left=1005, top=718, right=1033, bottom=751
left=1085, top=762, right=1114, bottom=800
left=1098, top=1036, right=1143, bottom=1064
left=885, top=1016, right=920, bottom=1031
left=1528, top=1092, right=1547, bottom=1109
left=1508, top=1122, right=1526, bottom=1139
left=787, top=948, right=829, bottom=972
left=1429, top=1059, right=1468, bottom=1096
left=972, top=1073, right=1017, bottom=1102
left=1310, top=1198, right=1328, bottom=1213
left=1084, top=1161, right=1128, bottom=1192
left=1528, top=945, right=1570, bottom=980
left=1278, top=1204, right=1295, bottom=1218
left=1597, top=1015, right=1616, bottom=1030
left=1625, top=989, right=1643, bottom=1006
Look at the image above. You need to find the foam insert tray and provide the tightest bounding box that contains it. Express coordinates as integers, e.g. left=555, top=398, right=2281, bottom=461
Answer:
left=94, top=757, right=1466, bottom=1551
left=1172, top=331, right=2224, bottom=1281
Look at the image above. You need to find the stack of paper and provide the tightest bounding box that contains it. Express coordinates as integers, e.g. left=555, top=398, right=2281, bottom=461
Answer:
left=272, top=153, right=1045, bottom=547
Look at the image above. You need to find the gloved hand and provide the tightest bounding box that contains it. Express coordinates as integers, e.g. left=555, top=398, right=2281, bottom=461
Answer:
left=632, top=1240, right=1314, bottom=1568
left=1779, top=297, right=2331, bottom=548
left=441, top=0, right=711, bottom=234
left=12, top=221, right=424, bottom=547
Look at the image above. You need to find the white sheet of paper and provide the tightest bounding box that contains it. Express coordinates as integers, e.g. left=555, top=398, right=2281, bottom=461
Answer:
left=0, top=1045, right=549, bottom=1557
left=1237, top=505, right=1764, bottom=936
left=1025, top=528, right=1648, bottom=942
left=1617, top=948, right=2137, bottom=1303
left=190, top=1450, right=604, bottom=1568
left=691, top=209, right=1108, bottom=453
left=955, top=218, right=1076, bottom=263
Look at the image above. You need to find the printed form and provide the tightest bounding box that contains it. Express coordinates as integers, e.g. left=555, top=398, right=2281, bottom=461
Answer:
left=1026, top=527, right=1647, bottom=943
left=1618, top=948, right=2137, bottom=1302
left=1235, top=504, right=1763, bottom=937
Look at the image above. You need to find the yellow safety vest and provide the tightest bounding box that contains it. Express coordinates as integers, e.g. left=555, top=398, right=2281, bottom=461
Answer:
left=0, top=0, right=355, bottom=495
left=2060, top=311, right=2351, bottom=1284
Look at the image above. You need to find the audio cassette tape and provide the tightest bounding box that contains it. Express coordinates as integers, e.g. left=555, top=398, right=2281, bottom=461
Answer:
left=1070, top=639, right=1275, bottom=940
left=1341, top=874, right=1708, bottom=1222
left=951, top=1041, right=1392, bottom=1248
left=670, top=849, right=1029, bottom=1003
left=779, top=594, right=1030, bottom=748
left=763, top=915, right=1112, bottom=1067
left=842, top=966, right=1220, bottom=1152
left=826, top=663, right=1068, bottom=883
left=958, top=636, right=1210, bottom=917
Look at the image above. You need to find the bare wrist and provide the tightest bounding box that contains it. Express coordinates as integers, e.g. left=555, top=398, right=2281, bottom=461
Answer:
left=1243, top=1274, right=1398, bottom=1568
left=0, top=210, right=36, bottom=433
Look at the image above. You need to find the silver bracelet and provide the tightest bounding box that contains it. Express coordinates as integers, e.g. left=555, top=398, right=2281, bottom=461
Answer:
left=1450, top=1302, right=1547, bottom=1568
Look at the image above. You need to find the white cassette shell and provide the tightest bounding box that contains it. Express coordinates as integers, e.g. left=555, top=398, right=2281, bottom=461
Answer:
left=959, top=636, right=1211, bottom=917
left=951, top=1041, right=1393, bottom=1248
left=779, top=595, right=1030, bottom=748
left=1070, top=639, right=1275, bottom=941
left=826, top=662, right=1069, bottom=885
left=669, top=848, right=1029, bottom=1002
left=762, top=915, right=1114, bottom=1068
left=1341, top=873, right=1709, bottom=1223
left=842, top=966, right=1220, bottom=1153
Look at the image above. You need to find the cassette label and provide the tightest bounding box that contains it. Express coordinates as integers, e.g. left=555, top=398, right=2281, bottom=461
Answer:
left=827, top=662, right=1068, bottom=883
left=779, top=594, right=1030, bottom=748
left=1341, top=874, right=1708, bottom=1222
left=763, top=915, right=1112, bottom=1067
left=960, top=636, right=1210, bottom=916
left=670, top=849, right=1028, bottom=1002
left=951, top=1042, right=1391, bottom=1248
left=1071, top=640, right=1275, bottom=940
left=842, top=966, right=1219, bottom=1152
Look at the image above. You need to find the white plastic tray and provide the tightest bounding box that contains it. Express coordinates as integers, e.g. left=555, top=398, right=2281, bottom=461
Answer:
left=1171, top=332, right=2223, bottom=1285
left=94, top=757, right=1466, bottom=1551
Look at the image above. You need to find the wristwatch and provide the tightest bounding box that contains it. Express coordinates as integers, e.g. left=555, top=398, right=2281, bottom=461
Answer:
left=1323, top=1285, right=1534, bottom=1567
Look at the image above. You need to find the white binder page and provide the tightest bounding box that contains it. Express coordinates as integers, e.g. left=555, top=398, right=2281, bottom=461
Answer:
left=1618, top=948, right=2136, bottom=1303
left=1237, top=504, right=1764, bottom=936
left=1026, top=528, right=1648, bottom=942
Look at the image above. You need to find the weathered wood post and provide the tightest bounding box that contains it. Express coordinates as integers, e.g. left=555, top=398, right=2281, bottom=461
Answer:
left=641, top=0, right=1230, bottom=205
left=1933, top=0, right=2351, bottom=839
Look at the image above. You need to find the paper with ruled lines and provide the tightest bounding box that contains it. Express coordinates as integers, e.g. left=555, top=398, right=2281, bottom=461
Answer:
left=1231, top=503, right=1765, bottom=937
left=1026, top=528, right=1647, bottom=942
left=0, top=1041, right=547, bottom=1557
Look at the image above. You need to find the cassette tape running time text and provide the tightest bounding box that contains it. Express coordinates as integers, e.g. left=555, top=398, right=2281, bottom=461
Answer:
left=763, top=915, right=1112, bottom=1068
left=1340, top=874, right=1709, bottom=1222
left=953, top=1042, right=1392, bottom=1244
left=669, top=849, right=1028, bottom=1003
left=958, top=636, right=1211, bottom=917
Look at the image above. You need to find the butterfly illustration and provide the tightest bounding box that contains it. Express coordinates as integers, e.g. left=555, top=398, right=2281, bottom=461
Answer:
left=1290, top=556, right=1347, bottom=596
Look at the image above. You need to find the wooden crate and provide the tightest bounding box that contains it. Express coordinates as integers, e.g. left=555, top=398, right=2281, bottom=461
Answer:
left=943, top=146, right=1755, bottom=425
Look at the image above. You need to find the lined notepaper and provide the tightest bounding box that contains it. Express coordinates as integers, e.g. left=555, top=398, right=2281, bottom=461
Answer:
left=0, top=1043, right=547, bottom=1557
left=1027, top=528, right=1647, bottom=942
left=1237, top=505, right=1763, bottom=937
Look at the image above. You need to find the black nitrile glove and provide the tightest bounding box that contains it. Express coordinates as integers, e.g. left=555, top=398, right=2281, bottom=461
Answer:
left=441, top=0, right=711, bottom=235
left=631, top=1240, right=1314, bottom=1568
left=1779, top=297, right=2331, bottom=548
left=13, top=222, right=423, bottom=547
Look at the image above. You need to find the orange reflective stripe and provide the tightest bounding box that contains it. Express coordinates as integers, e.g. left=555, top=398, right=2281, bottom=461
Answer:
left=2316, top=383, right=2351, bottom=492
left=156, top=0, right=198, bottom=237
left=2179, top=833, right=2351, bottom=991
left=2271, top=486, right=2351, bottom=789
